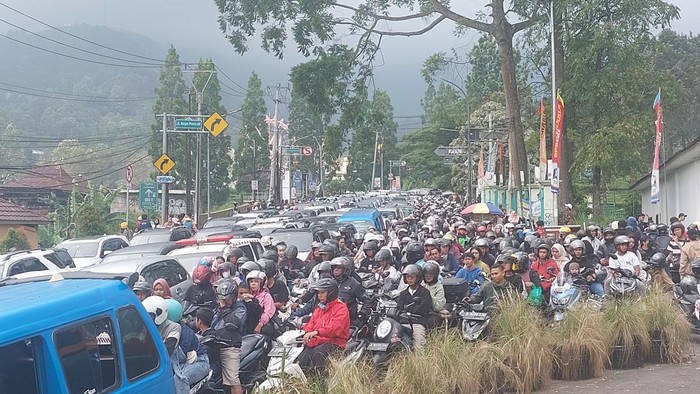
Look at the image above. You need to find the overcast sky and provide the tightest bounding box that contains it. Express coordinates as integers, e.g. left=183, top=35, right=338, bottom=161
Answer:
left=1, top=0, right=698, bottom=127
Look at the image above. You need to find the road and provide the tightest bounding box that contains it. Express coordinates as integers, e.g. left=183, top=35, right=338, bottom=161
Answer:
left=541, top=338, right=700, bottom=393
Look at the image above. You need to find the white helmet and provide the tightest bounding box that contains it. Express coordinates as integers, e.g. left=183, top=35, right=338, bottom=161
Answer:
left=260, top=235, right=273, bottom=247
left=246, top=270, right=267, bottom=282
left=142, top=296, right=168, bottom=326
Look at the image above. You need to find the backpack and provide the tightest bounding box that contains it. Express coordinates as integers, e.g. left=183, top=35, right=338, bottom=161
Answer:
left=243, top=298, right=263, bottom=335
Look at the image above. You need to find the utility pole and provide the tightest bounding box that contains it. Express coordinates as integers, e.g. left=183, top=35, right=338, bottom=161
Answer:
left=186, top=89, right=193, bottom=215
left=188, top=69, right=213, bottom=224
left=269, top=86, right=282, bottom=206
left=371, top=131, right=380, bottom=190
left=161, top=113, right=168, bottom=221
left=318, top=138, right=324, bottom=197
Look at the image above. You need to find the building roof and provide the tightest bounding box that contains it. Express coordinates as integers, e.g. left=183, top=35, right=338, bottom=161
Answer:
left=0, top=199, right=50, bottom=224
left=0, top=165, right=89, bottom=194
left=630, top=136, right=700, bottom=191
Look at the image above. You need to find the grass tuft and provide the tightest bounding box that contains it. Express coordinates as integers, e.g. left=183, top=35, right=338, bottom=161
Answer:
left=551, top=306, right=610, bottom=380
left=603, top=298, right=651, bottom=369
left=643, top=290, right=691, bottom=364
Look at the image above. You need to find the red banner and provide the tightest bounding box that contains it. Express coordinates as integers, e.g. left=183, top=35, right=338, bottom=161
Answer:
left=551, top=91, right=565, bottom=193
left=651, top=89, right=662, bottom=204
left=539, top=98, right=547, bottom=181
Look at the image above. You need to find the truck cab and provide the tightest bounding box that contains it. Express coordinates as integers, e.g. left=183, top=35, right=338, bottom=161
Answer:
left=0, top=272, right=175, bottom=393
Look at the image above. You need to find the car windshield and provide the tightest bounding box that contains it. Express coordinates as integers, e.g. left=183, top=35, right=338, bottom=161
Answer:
left=58, top=242, right=99, bottom=258
left=349, top=221, right=373, bottom=232
left=270, top=232, right=313, bottom=251
left=380, top=211, right=397, bottom=220
left=130, top=232, right=171, bottom=246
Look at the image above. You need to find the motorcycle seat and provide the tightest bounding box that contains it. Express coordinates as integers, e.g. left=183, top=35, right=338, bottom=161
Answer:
left=240, top=334, right=266, bottom=358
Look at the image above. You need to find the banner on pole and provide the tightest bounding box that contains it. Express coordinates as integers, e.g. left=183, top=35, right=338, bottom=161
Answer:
left=538, top=98, right=547, bottom=181
left=651, top=89, right=663, bottom=204
left=551, top=91, right=565, bottom=194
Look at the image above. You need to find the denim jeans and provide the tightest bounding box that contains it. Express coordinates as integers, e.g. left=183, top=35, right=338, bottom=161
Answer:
left=173, top=347, right=210, bottom=393
left=588, top=281, right=604, bottom=296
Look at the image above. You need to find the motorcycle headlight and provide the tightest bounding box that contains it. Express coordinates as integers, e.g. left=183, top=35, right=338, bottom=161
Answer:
left=554, top=296, right=570, bottom=305
left=376, top=320, right=392, bottom=339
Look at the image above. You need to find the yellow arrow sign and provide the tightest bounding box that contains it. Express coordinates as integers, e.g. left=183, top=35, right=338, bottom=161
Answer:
left=204, top=112, right=228, bottom=137
left=153, top=153, right=175, bottom=175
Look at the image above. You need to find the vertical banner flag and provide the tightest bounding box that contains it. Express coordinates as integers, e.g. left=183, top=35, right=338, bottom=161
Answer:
left=551, top=91, right=565, bottom=194
left=498, top=142, right=504, bottom=185
left=538, top=98, right=547, bottom=181
left=477, top=145, right=485, bottom=195
left=651, top=89, right=663, bottom=204
left=485, top=141, right=497, bottom=186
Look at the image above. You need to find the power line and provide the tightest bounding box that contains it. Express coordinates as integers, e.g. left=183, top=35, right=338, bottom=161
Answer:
left=0, top=83, right=156, bottom=102
left=0, top=18, right=163, bottom=66
left=214, top=65, right=248, bottom=93
left=0, top=32, right=161, bottom=68
left=0, top=1, right=166, bottom=63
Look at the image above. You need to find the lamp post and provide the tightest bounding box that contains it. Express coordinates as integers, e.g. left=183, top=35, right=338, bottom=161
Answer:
left=440, top=78, right=471, bottom=202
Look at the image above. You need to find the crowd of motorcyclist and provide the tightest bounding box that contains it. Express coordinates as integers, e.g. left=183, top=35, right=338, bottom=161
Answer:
left=131, top=194, right=700, bottom=393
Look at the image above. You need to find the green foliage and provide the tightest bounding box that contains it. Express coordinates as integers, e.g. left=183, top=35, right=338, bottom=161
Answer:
left=0, top=121, right=26, bottom=183
left=0, top=228, right=29, bottom=253
left=233, top=73, right=269, bottom=194
left=75, top=204, right=107, bottom=237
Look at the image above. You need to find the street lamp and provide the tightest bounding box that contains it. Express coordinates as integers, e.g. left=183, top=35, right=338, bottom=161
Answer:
left=440, top=77, right=472, bottom=202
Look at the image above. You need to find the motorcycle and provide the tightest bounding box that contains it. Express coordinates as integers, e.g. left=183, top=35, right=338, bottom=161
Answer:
left=451, top=302, right=490, bottom=341
left=672, top=281, right=700, bottom=334
left=199, top=333, right=272, bottom=393
left=365, top=297, right=419, bottom=366
left=549, top=272, right=588, bottom=322
left=608, top=268, right=644, bottom=298
left=257, top=328, right=308, bottom=390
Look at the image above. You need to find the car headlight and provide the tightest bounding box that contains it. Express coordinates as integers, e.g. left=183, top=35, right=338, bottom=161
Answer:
left=376, top=320, right=392, bottom=339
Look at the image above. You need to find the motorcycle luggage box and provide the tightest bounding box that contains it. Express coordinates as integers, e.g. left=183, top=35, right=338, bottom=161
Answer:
left=443, top=277, right=470, bottom=303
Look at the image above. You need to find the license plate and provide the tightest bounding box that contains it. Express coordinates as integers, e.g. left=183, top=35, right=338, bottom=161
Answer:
left=462, top=312, right=488, bottom=320
left=367, top=342, right=389, bottom=352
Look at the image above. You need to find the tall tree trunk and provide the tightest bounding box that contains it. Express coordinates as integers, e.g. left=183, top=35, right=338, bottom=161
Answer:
left=553, top=7, right=575, bottom=219
left=591, top=166, right=603, bottom=217
left=492, top=2, right=528, bottom=187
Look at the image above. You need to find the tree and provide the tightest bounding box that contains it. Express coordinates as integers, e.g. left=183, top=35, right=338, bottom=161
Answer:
left=214, top=0, right=548, bottom=187
left=193, top=59, right=233, bottom=207
left=150, top=46, right=188, bottom=185
left=550, top=0, right=679, bottom=217
left=233, top=73, right=269, bottom=195
left=0, top=228, right=29, bottom=252
left=75, top=204, right=107, bottom=237
left=0, top=121, right=26, bottom=183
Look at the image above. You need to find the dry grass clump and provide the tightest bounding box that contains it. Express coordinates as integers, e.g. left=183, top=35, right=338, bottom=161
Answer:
left=551, top=306, right=609, bottom=380
left=490, top=296, right=553, bottom=392
left=326, top=357, right=377, bottom=394
left=642, top=290, right=691, bottom=364
left=603, top=298, right=651, bottom=369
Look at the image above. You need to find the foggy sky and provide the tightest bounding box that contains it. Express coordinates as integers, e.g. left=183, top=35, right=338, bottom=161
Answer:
left=1, top=0, right=698, bottom=127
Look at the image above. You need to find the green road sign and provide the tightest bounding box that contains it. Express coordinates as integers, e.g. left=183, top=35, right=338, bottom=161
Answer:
left=175, top=119, right=203, bottom=130
left=139, top=181, right=159, bottom=211
left=286, top=146, right=302, bottom=155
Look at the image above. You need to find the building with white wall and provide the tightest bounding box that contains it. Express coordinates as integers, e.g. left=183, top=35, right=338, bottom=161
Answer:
left=631, top=138, right=700, bottom=224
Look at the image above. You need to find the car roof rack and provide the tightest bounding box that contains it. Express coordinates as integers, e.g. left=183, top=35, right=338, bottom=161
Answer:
left=1, top=248, right=52, bottom=262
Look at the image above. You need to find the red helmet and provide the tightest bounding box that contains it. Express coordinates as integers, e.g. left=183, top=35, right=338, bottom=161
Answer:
left=477, top=226, right=487, bottom=232
left=193, top=265, right=212, bottom=285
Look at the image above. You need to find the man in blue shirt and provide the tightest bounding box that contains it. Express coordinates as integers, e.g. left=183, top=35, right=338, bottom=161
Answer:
left=455, top=252, right=484, bottom=295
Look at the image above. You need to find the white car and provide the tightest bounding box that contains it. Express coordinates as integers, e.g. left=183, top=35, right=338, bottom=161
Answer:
left=0, top=249, right=75, bottom=279
left=56, top=235, right=130, bottom=267
left=167, top=237, right=264, bottom=273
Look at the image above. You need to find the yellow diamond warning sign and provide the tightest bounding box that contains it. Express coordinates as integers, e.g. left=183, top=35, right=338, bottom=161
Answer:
left=204, top=112, right=228, bottom=137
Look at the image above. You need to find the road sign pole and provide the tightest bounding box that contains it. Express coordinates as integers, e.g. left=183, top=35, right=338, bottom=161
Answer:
left=161, top=113, right=168, bottom=221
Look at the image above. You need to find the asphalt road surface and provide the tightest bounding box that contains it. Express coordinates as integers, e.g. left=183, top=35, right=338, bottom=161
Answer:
left=541, top=338, right=700, bottom=393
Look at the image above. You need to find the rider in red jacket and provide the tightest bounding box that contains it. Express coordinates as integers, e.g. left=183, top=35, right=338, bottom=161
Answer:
left=298, top=278, right=350, bottom=375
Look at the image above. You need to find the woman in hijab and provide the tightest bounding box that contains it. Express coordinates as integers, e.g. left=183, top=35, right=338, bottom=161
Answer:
left=551, top=243, right=570, bottom=271
left=152, top=278, right=172, bottom=299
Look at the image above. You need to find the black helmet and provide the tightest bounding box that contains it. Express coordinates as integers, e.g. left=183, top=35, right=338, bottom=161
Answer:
left=647, top=224, right=658, bottom=233
left=239, top=261, right=262, bottom=277
left=330, top=257, right=350, bottom=279
left=474, top=238, right=489, bottom=248
left=215, top=279, right=238, bottom=300
left=260, top=258, right=277, bottom=278
left=422, top=261, right=440, bottom=284
left=227, top=247, right=245, bottom=260
left=603, top=227, right=615, bottom=236
left=317, top=261, right=332, bottom=276
left=536, top=243, right=551, bottom=258
left=310, top=278, right=339, bottom=302
left=657, top=224, right=669, bottom=235
left=671, top=222, right=686, bottom=233
left=218, top=262, right=236, bottom=276
left=285, top=245, right=299, bottom=259
left=614, top=235, right=630, bottom=246
left=362, top=240, right=379, bottom=253
left=375, top=249, right=393, bottom=264
left=405, top=242, right=425, bottom=265
left=680, top=276, right=699, bottom=294
left=688, top=227, right=700, bottom=240
left=401, top=264, right=423, bottom=284
left=650, top=252, right=666, bottom=267
left=511, top=251, right=530, bottom=273
left=262, top=249, right=278, bottom=261
left=319, top=244, right=338, bottom=260
left=133, top=278, right=152, bottom=294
